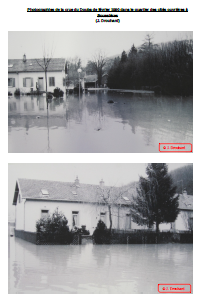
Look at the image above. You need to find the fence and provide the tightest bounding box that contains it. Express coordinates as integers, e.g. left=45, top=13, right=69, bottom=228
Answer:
left=93, top=229, right=193, bottom=244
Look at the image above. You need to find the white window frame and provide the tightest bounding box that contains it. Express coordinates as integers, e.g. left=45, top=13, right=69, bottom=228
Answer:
left=41, top=209, right=49, bottom=219
left=72, top=211, right=79, bottom=227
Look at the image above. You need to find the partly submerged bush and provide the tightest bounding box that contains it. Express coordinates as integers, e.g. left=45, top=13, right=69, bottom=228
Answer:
left=53, top=87, right=64, bottom=98
left=36, top=209, right=73, bottom=244
left=14, top=88, right=21, bottom=96
left=93, top=220, right=111, bottom=244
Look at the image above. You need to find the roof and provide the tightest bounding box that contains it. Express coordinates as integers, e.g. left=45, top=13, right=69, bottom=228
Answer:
left=85, top=75, right=98, bottom=82
left=13, top=178, right=137, bottom=206
left=178, top=192, right=193, bottom=210
left=8, top=58, right=65, bottom=73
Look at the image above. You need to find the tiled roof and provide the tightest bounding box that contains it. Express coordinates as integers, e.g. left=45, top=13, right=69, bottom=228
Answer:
left=178, top=192, right=193, bottom=210
left=8, top=58, right=65, bottom=73
left=85, top=75, right=98, bottom=82
left=15, top=178, right=137, bottom=205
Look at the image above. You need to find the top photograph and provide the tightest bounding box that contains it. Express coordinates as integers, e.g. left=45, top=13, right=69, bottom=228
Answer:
left=8, top=31, right=193, bottom=153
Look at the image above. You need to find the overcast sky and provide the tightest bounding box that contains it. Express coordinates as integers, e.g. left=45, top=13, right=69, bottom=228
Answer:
left=8, top=163, right=190, bottom=219
left=8, top=31, right=193, bottom=65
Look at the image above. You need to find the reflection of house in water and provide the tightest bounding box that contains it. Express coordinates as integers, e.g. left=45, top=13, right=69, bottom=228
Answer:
left=8, top=102, right=17, bottom=112
left=38, top=97, right=45, bottom=110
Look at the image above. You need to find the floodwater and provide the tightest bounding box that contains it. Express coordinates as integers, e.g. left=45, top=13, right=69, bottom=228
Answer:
left=8, top=92, right=193, bottom=153
left=8, top=237, right=193, bottom=294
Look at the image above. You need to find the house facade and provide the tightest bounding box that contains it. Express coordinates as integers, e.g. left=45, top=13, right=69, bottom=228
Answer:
left=159, top=190, right=193, bottom=232
left=13, top=177, right=141, bottom=238
left=8, top=54, right=66, bottom=94
left=13, top=178, right=193, bottom=242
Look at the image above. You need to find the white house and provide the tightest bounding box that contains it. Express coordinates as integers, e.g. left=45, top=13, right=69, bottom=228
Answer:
left=12, top=178, right=193, bottom=242
left=8, top=54, right=66, bottom=94
left=13, top=177, right=140, bottom=238
left=160, top=190, right=193, bottom=232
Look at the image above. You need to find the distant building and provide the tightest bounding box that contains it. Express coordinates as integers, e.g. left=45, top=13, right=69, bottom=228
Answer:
left=8, top=54, right=66, bottom=94
left=84, top=74, right=108, bottom=88
left=160, top=190, right=193, bottom=232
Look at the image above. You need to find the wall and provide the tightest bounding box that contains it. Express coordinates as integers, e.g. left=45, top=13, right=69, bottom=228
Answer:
left=15, top=193, right=25, bottom=231
left=8, top=73, right=19, bottom=94
left=24, top=200, right=139, bottom=235
left=159, top=210, right=193, bottom=232
left=8, top=71, right=65, bottom=94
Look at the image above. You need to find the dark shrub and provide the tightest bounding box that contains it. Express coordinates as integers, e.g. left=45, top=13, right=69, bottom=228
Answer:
left=93, top=220, right=111, bottom=244
left=8, top=91, right=13, bottom=96
left=36, top=209, right=73, bottom=244
left=47, top=92, right=53, bottom=99
left=14, top=88, right=21, bottom=96
left=53, top=87, right=64, bottom=98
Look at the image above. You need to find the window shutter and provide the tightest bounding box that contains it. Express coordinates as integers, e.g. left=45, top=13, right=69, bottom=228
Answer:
left=31, top=78, right=33, bottom=87
left=23, top=78, right=26, bottom=87
left=53, top=77, right=55, bottom=86
left=63, top=78, right=65, bottom=86
left=12, top=78, right=15, bottom=87
left=49, top=77, right=51, bottom=86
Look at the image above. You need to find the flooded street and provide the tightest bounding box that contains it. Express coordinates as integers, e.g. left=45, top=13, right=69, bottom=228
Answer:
left=8, top=93, right=193, bottom=153
left=8, top=237, right=193, bottom=294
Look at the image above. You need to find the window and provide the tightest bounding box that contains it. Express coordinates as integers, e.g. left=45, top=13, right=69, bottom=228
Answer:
left=23, top=77, right=33, bottom=87
left=72, top=211, right=79, bottom=227
left=100, top=212, right=106, bottom=224
left=125, top=214, right=131, bottom=229
left=8, top=64, right=13, bottom=68
left=41, top=189, right=49, bottom=197
left=8, top=78, right=15, bottom=87
left=72, top=191, right=77, bottom=196
left=49, top=77, right=55, bottom=87
left=41, top=210, right=49, bottom=219
left=122, top=196, right=129, bottom=201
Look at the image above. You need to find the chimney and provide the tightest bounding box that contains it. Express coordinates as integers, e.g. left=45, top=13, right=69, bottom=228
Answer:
left=99, top=179, right=105, bottom=187
left=23, top=54, right=26, bottom=62
left=74, top=176, right=79, bottom=185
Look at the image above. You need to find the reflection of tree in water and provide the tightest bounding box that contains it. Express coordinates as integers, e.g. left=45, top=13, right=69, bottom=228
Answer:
left=92, top=245, right=111, bottom=267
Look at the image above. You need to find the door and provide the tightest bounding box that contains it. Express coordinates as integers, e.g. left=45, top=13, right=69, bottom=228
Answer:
left=38, top=78, right=44, bottom=91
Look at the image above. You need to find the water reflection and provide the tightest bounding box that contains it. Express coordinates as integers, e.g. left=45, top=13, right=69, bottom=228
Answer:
left=8, top=93, right=193, bottom=153
left=8, top=237, right=193, bottom=294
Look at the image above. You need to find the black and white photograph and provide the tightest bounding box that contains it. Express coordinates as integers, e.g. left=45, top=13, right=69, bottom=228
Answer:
left=8, top=31, right=193, bottom=153
left=8, top=163, right=193, bottom=294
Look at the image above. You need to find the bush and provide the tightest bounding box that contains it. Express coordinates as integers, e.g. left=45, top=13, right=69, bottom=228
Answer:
left=93, top=220, right=111, bottom=244
left=14, top=88, right=21, bottom=96
left=36, top=209, right=73, bottom=244
left=8, top=91, right=13, bottom=96
left=53, top=87, right=64, bottom=98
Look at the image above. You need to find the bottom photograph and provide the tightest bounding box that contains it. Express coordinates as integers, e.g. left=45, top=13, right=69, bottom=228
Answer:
left=8, top=163, right=193, bottom=294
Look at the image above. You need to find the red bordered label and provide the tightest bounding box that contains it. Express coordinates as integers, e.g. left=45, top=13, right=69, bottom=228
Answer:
left=158, top=284, right=191, bottom=293
left=159, top=143, right=192, bottom=153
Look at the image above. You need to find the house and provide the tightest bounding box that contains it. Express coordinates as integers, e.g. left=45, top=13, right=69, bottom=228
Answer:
left=84, top=74, right=108, bottom=88
left=13, top=177, right=140, bottom=241
left=8, top=54, right=66, bottom=94
left=12, top=178, right=193, bottom=243
left=159, top=190, right=193, bottom=232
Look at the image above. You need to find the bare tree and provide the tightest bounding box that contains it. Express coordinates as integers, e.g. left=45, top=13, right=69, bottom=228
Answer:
left=96, top=182, right=136, bottom=233
left=35, top=46, right=53, bottom=108
left=88, top=50, right=107, bottom=87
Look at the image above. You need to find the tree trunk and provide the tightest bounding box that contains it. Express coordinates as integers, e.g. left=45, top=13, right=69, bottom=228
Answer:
left=108, top=204, right=112, bottom=233
left=45, top=70, right=48, bottom=109
left=156, top=221, right=159, bottom=233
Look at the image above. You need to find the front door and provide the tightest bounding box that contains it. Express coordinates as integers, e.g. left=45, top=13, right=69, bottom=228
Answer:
left=38, top=78, right=44, bottom=91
